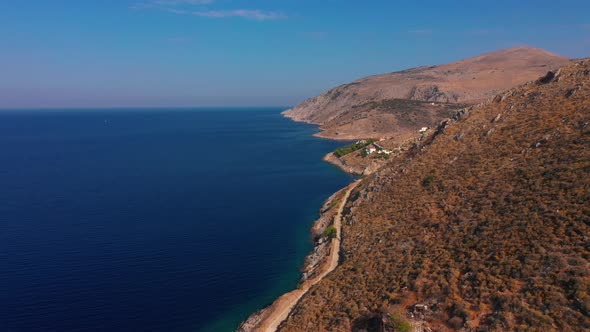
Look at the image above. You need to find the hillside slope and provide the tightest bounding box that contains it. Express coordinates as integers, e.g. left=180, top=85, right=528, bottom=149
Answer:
left=279, top=59, right=590, bottom=331
left=283, top=47, right=570, bottom=139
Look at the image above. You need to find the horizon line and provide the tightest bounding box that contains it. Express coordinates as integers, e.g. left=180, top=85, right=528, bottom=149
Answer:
left=0, top=105, right=293, bottom=111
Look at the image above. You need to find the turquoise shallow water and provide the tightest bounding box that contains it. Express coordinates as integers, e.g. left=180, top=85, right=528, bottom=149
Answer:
left=0, top=108, right=352, bottom=331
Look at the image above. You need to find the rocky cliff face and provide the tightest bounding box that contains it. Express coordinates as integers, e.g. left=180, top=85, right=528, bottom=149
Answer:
left=283, top=47, right=570, bottom=139
left=280, top=59, right=590, bottom=331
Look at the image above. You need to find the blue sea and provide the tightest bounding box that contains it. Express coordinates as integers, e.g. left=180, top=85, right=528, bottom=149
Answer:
left=0, top=108, right=352, bottom=332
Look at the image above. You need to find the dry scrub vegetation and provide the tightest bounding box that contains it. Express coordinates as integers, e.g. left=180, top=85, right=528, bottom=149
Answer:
left=280, top=59, right=590, bottom=331
left=283, top=47, right=571, bottom=140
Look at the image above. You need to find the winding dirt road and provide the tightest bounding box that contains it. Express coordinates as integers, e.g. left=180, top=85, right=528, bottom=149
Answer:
left=258, top=180, right=360, bottom=332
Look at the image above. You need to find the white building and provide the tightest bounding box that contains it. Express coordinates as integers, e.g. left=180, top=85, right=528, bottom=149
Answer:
left=419, top=127, right=428, bottom=133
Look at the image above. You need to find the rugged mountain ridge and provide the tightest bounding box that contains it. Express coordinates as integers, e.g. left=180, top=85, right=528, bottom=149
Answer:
left=278, top=59, right=590, bottom=331
left=283, top=47, right=570, bottom=140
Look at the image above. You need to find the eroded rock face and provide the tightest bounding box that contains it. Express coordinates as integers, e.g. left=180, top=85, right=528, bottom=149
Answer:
left=407, top=85, right=457, bottom=102
left=537, top=70, right=557, bottom=84
left=283, top=47, right=570, bottom=140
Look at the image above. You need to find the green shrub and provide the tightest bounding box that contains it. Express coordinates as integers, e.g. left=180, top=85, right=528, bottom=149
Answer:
left=323, top=226, right=337, bottom=238
left=422, top=174, right=436, bottom=187
left=334, top=139, right=376, bottom=157
left=329, top=200, right=340, bottom=210
left=389, top=314, right=413, bottom=332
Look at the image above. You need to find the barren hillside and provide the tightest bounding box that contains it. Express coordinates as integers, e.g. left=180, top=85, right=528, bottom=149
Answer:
left=283, top=46, right=570, bottom=139
left=279, top=59, right=590, bottom=331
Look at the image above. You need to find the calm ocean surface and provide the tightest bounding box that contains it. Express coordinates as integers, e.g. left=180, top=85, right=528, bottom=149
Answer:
left=0, top=108, right=352, bottom=332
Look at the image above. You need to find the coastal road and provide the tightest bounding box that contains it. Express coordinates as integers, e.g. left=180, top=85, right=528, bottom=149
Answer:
left=260, top=180, right=361, bottom=332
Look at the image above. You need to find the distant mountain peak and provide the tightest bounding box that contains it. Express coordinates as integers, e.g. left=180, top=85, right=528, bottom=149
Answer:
left=283, top=46, right=571, bottom=140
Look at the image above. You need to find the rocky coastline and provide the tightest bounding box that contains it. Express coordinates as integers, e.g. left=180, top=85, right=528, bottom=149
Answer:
left=236, top=183, right=352, bottom=332
left=322, top=152, right=365, bottom=176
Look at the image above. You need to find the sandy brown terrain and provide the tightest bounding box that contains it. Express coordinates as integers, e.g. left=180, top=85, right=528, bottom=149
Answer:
left=283, top=46, right=570, bottom=140
left=241, top=49, right=588, bottom=332
left=279, top=59, right=590, bottom=332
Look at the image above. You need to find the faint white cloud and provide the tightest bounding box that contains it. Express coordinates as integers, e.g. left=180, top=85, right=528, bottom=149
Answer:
left=166, top=8, right=188, bottom=14
left=189, top=9, right=287, bottom=20
left=130, top=0, right=286, bottom=21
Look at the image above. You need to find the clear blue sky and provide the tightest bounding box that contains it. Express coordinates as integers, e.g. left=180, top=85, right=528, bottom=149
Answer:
left=1, top=0, right=589, bottom=108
